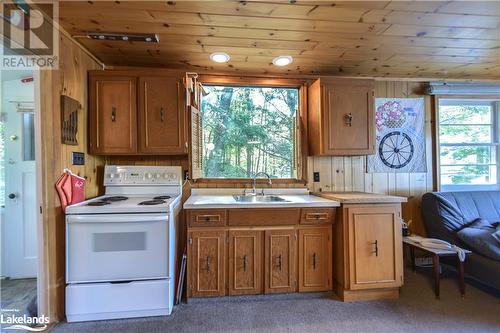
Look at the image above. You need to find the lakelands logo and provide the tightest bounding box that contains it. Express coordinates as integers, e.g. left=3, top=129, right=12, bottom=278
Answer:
left=1, top=312, right=49, bottom=331
left=1, top=0, right=59, bottom=70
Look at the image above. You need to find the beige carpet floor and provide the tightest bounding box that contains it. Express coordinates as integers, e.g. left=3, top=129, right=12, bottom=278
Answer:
left=53, top=269, right=500, bottom=333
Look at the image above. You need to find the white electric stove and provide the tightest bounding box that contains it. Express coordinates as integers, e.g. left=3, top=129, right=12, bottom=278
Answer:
left=65, top=165, right=183, bottom=322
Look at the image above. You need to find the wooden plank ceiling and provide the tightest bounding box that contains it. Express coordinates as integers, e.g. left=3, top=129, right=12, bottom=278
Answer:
left=59, top=1, right=500, bottom=79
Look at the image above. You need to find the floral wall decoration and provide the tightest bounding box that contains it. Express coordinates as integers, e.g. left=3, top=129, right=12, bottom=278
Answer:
left=368, top=98, right=427, bottom=173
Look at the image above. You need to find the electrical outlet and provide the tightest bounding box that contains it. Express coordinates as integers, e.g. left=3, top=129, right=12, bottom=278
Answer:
left=72, top=152, right=85, bottom=165
left=313, top=172, right=320, bottom=182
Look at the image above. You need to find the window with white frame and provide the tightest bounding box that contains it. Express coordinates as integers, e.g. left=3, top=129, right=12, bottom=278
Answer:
left=438, top=99, right=500, bottom=190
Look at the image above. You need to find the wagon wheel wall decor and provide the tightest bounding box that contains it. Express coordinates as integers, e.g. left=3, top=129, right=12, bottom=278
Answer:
left=378, top=131, right=414, bottom=169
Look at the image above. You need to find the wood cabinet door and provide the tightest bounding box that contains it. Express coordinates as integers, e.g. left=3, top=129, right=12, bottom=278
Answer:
left=228, top=230, right=262, bottom=295
left=89, top=76, right=137, bottom=154
left=346, top=205, right=403, bottom=290
left=138, top=76, right=186, bottom=154
left=298, top=227, right=332, bottom=292
left=322, top=79, right=374, bottom=155
left=188, top=230, right=226, bottom=297
left=264, top=229, right=296, bottom=294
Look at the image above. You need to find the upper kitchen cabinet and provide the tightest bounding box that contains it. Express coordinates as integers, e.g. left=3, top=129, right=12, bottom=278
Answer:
left=89, top=74, right=137, bottom=154
left=138, top=76, right=187, bottom=154
left=308, top=78, right=375, bottom=156
left=89, top=71, right=188, bottom=155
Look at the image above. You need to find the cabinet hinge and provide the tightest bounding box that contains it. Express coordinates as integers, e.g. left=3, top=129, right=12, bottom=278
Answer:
left=39, top=206, right=43, bottom=214
left=189, top=238, right=193, bottom=245
left=294, top=233, right=297, bottom=240
left=185, top=141, right=189, bottom=149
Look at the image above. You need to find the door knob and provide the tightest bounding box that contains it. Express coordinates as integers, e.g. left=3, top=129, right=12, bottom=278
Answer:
left=9, top=135, right=18, bottom=141
left=8, top=193, right=16, bottom=199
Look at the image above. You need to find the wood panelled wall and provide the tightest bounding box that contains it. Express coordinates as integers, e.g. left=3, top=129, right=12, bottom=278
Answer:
left=39, top=33, right=104, bottom=321
left=306, top=81, right=433, bottom=236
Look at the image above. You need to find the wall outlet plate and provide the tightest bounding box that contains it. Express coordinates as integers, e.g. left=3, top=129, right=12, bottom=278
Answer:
left=72, top=152, right=85, bottom=165
left=313, top=172, right=320, bottom=182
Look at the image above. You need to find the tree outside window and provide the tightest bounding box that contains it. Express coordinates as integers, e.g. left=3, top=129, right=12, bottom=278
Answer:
left=201, top=85, right=299, bottom=179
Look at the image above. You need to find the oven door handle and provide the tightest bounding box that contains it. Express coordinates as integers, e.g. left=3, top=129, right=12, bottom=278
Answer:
left=66, top=214, right=168, bottom=223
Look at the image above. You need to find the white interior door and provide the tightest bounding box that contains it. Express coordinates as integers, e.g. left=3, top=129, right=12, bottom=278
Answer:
left=2, top=77, right=37, bottom=278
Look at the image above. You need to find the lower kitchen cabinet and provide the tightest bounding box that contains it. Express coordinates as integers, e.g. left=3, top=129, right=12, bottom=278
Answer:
left=298, top=227, right=332, bottom=292
left=347, top=205, right=403, bottom=290
left=188, top=230, right=226, bottom=297
left=228, top=230, right=263, bottom=295
left=334, top=204, right=403, bottom=301
left=264, top=229, right=297, bottom=294
left=186, top=208, right=336, bottom=299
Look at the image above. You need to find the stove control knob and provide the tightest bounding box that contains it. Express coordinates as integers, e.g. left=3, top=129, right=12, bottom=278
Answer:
left=108, top=173, right=117, bottom=179
left=171, top=174, right=177, bottom=180
left=146, top=173, right=153, bottom=179
left=163, top=173, right=169, bottom=179
left=155, top=173, right=161, bottom=179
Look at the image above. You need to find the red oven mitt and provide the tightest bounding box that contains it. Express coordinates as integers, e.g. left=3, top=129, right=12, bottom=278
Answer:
left=55, top=172, right=70, bottom=211
left=69, top=172, right=86, bottom=204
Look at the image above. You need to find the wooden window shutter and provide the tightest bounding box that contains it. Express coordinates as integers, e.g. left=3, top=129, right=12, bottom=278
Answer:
left=190, top=106, right=203, bottom=179
left=293, top=113, right=302, bottom=180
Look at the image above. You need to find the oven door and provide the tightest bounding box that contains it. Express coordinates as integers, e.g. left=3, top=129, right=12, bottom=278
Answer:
left=66, top=214, right=168, bottom=283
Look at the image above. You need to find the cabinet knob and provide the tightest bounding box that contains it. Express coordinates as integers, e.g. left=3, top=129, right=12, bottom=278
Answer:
left=312, top=253, right=317, bottom=270
left=345, top=112, right=353, bottom=127
left=372, top=240, right=379, bottom=257
left=160, top=107, right=165, bottom=122
left=275, top=254, right=282, bottom=271
left=205, top=256, right=211, bottom=272
left=111, top=107, right=117, bottom=122
left=242, top=255, right=247, bottom=272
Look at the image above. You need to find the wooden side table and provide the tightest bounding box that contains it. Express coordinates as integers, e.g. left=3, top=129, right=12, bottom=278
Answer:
left=403, top=237, right=472, bottom=299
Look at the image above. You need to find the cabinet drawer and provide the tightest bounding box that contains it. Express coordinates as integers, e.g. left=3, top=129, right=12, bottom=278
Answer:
left=300, top=208, right=335, bottom=224
left=188, top=210, right=226, bottom=227
left=228, top=209, right=300, bottom=226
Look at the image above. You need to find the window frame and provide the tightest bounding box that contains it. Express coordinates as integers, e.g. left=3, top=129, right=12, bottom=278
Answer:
left=436, top=96, right=500, bottom=191
left=192, top=75, right=308, bottom=184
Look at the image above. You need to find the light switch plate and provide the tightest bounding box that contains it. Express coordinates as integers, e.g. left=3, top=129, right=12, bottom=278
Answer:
left=313, top=172, right=320, bottom=182
left=72, top=152, right=85, bottom=165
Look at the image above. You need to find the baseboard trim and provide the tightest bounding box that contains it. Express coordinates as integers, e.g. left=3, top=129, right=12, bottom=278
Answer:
left=334, top=282, right=400, bottom=302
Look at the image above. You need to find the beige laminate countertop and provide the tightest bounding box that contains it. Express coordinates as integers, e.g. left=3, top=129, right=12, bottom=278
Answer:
left=314, top=192, right=407, bottom=204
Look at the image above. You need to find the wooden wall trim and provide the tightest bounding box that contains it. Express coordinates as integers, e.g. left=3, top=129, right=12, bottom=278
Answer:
left=108, top=66, right=500, bottom=83
left=39, top=32, right=104, bottom=323
left=431, top=95, right=440, bottom=192
left=57, top=25, right=105, bottom=69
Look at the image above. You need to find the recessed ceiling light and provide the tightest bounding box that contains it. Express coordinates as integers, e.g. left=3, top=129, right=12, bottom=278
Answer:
left=210, top=52, right=230, bottom=63
left=272, top=55, right=293, bottom=66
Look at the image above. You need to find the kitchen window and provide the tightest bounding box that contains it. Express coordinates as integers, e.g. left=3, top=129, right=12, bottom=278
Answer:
left=191, top=78, right=304, bottom=180
left=438, top=99, right=500, bottom=190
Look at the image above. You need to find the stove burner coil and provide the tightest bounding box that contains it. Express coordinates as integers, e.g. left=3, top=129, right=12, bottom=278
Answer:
left=104, top=196, right=128, bottom=202
left=87, top=200, right=111, bottom=206
left=138, top=199, right=166, bottom=206
left=153, top=195, right=171, bottom=200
